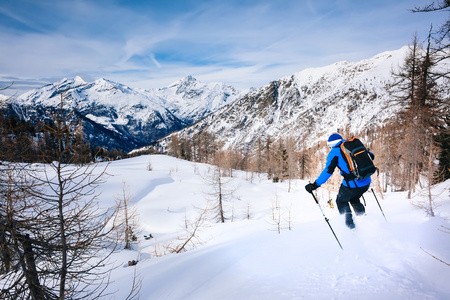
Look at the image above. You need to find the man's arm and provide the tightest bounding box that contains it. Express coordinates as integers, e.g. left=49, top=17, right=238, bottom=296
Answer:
left=315, top=152, right=339, bottom=186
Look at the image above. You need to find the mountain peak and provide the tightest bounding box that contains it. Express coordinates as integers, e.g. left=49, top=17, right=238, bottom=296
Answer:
left=74, top=76, right=86, bottom=84
left=50, top=77, right=87, bottom=92
left=168, top=75, right=198, bottom=88
left=94, top=77, right=111, bottom=84
left=179, top=75, right=198, bottom=84
left=183, top=75, right=196, bottom=82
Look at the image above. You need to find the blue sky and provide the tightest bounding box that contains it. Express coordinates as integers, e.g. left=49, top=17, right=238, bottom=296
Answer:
left=0, top=0, right=446, bottom=94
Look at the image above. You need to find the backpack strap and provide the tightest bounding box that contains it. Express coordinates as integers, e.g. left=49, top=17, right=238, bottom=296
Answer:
left=340, top=137, right=357, bottom=180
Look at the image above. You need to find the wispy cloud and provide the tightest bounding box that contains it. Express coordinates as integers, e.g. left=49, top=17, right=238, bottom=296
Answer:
left=0, top=0, right=446, bottom=94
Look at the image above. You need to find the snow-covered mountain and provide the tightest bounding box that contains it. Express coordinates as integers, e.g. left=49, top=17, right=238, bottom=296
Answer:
left=5, top=46, right=439, bottom=154
left=3, top=76, right=242, bottom=151
left=150, top=75, right=240, bottom=123
left=150, top=47, right=411, bottom=152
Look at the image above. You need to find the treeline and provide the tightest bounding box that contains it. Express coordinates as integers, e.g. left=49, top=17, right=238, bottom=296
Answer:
left=0, top=110, right=127, bottom=163
left=168, top=131, right=314, bottom=182
left=167, top=128, right=373, bottom=190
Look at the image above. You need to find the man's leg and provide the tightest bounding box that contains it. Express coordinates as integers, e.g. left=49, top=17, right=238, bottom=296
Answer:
left=336, top=185, right=355, bottom=229
left=349, top=185, right=369, bottom=216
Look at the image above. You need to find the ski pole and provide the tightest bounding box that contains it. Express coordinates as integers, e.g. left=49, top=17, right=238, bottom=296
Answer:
left=371, top=188, right=387, bottom=222
left=308, top=191, right=343, bottom=250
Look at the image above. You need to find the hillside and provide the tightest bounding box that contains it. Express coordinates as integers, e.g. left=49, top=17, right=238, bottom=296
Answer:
left=150, top=47, right=410, bottom=152
left=97, top=155, right=450, bottom=300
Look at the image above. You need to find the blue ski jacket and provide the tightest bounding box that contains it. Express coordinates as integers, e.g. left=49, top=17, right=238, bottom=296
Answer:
left=315, top=140, right=372, bottom=188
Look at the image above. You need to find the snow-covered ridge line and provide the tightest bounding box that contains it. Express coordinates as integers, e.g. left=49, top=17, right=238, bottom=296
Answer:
left=4, top=75, right=243, bottom=152
left=5, top=46, right=441, bottom=154
left=147, top=46, right=415, bottom=151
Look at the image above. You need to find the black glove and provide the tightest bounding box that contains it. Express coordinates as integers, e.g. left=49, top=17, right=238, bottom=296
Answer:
left=305, top=182, right=319, bottom=193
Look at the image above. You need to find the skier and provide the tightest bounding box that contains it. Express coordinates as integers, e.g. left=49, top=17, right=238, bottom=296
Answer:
left=305, top=133, right=374, bottom=229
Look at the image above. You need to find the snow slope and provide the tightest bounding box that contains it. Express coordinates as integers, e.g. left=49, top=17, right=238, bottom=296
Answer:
left=96, top=155, right=450, bottom=300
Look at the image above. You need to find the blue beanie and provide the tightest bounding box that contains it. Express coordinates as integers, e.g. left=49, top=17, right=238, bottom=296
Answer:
left=328, top=133, right=342, bottom=142
left=327, top=133, right=342, bottom=147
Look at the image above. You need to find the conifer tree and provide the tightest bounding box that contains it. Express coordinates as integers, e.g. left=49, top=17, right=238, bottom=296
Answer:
left=0, top=89, right=118, bottom=299
left=115, top=181, right=139, bottom=250
left=203, top=152, right=237, bottom=223
left=390, top=33, right=447, bottom=197
left=33, top=90, right=117, bottom=298
left=412, top=0, right=450, bottom=181
left=0, top=85, right=49, bottom=299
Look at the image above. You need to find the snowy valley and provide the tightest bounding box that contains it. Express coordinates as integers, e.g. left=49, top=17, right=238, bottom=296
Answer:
left=98, top=155, right=449, bottom=299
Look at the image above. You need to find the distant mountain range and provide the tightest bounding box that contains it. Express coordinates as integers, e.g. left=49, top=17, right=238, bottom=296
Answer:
left=1, top=75, right=242, bottom=151
left=2, top=46, right=425, bottom=154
